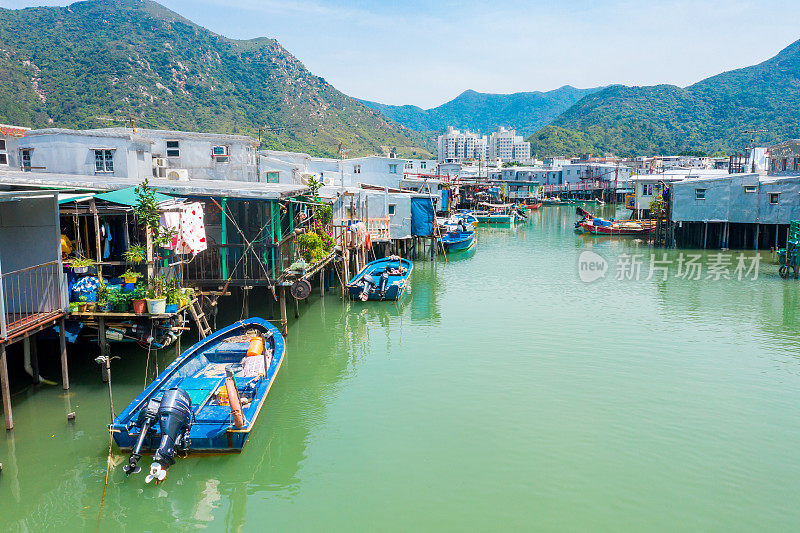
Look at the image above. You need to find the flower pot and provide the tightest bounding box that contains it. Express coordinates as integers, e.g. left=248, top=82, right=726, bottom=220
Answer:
left=132, top=299, right=147, bottom=314
left=146, top=298, right=166, bottom=315
left=114, top=303, right=130, bottom=313
left=77, top=303, right=88, bottom=312
left=123, top=276, right=139, bottom=284
left=72, top=266, right=88, bottom=274
left=99, top=303, right=111, bottom=312
left=86, top=302, right=97, bottom=313
left=165, top=303, right=179, bottom=314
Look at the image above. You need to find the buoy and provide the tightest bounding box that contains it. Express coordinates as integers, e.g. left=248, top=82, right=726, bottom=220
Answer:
left=246, top=336, right=264, bottom=357
left=225, top=375, right=245, bottom=428
left=365, top=232, right=372, bottom=250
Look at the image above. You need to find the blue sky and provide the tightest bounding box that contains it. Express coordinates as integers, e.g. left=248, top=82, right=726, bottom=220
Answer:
left=3, top=0, right=800, bottom=108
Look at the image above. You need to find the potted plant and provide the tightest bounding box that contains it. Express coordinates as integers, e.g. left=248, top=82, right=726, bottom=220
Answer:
left=77, top=295, right=88, bottom=313
left=70, top=257, right=95, bottom=274
left=122, top=269, right=142, bottom=284
left=69, top=301, right=80, bottom=312
left=123, top=244, right=147, bottom=264
left=165, top=278, right=181, bottom=313
left=146, top=275, right=167, bottom=314
left=107, top=288, right=131, bottom=313
left=131, top=283, right=148, bottom=314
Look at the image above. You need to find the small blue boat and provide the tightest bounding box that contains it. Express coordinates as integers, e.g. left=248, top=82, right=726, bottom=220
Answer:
left=347, top=256, right=413, bottom=301
left=110, top=318, right=284, bottom=483
left=439, top=231, right=475, bottom=252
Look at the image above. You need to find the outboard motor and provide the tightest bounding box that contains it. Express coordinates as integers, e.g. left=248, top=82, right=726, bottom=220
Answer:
left=359, top=274, right=376, bottom=301
left=378, top=271, right=390, bottom=298
left=123, top=397, right=162, bottom=476
left=145, top=387, right=192, bottom=484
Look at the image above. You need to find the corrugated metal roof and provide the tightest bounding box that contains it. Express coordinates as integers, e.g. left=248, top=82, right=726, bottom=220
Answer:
left=0, top=170, right=308, bottom=200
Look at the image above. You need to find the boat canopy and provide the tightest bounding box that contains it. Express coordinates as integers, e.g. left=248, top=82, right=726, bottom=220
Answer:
left=478, top=202, right=514, bottom=208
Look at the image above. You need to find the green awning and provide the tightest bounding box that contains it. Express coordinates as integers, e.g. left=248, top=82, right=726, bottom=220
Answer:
left=94, top=187, right=174, bottom=207
left=57, top=193, right=96, bottom=205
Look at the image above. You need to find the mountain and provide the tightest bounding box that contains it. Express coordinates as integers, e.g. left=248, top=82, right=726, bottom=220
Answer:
left=528, top=39, right=800, bottom=157
left=0, top=0, right=434, bottom=158
left=359, top=86, right=602, bottom=135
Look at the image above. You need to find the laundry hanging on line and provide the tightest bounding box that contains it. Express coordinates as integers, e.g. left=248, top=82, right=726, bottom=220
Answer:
left=160, top=202, right=208, bottom=255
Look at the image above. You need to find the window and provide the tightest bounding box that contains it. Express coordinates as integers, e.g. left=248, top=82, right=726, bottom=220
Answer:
left=389, top=164, right=398, bottom=174
left=166, top=140, right=180, bottom=158
left=0, top=139, right=7, bottom=165
left=743, top=185, right=757, bottom=193
left=642, top=184, right=654, bottom=196
left=421, top=161, right=426, bottom=170
left=94, top=149, right=114, bottom=173
left=404, top=161, right=412, bottom=169
left=782, top=158, right=788, bottom=171
left=266, top=171, right=279, bottom=183
left=20, top=149, right=31, bottom=171
left=795, top=157, right=800, bottom=172
left=211, top=145, right=229, bottom=157
left=770, top=193, right=780, bottom=205
left=695, top=188, right=706, bottom=200
left=388, top=204, right=396, bottom=215
left=353, top=164, right=361, bottom=174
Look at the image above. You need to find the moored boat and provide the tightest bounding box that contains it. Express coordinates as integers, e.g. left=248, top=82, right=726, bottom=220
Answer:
left=476, top=203, right=515, bottom=224
left=347, top=256, right=413, bottom=301
left=111, top=318, right=285, bottom=483
left=575, top=207, right=655, bottom=235
left=439, top=230, right=476, bottom=252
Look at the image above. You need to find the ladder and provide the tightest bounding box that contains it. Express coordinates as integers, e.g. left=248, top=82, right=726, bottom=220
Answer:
left=188, top=296, right=212, bottom=338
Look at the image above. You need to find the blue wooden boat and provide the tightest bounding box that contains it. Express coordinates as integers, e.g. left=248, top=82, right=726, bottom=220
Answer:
left=347, top=256, right=412, bottom=301
left=439, top=231, right=475, bottom=252
left=110, top=318, right=285, bottom=483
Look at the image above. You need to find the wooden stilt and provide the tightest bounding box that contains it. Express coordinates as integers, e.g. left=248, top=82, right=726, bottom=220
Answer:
left=29, top=334, right=39, bottom=384
left=320, top=268, right=325, bottom=298
left=59, top=317, right=69, bottom=390
left=1, top=343, right=12, bottom=430
left=279, top=286, right=288, bottom=336
left=98, top=317, right=109, bottom=383
left=754, top=224, right=760, bottom=250
left=293, top=294, right=299, bottom=319
left=703, top=222, right=708, bottom=249
left=267, top=289, right=274, bottom=320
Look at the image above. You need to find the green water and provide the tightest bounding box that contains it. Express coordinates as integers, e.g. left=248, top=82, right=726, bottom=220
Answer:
left=2, top=206, right=800, bottom=531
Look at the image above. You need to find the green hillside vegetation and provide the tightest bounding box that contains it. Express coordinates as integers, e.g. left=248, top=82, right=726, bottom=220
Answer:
left=0, top=0, right=434, bottom=158
left=359, top=86, right=602, bottom=136
left=528, top=39, right=800, bottom=157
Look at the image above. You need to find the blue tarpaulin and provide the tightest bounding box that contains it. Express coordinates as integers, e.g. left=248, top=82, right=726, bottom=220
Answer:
left=411, top=197, right=434, bottom=236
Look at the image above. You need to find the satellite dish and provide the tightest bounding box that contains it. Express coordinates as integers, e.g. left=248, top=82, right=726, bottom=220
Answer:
left=290, top=280, right=312, bottom=300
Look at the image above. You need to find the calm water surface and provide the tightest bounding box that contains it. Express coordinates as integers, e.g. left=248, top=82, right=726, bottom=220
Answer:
left=2, top=206, right=800, bottom=531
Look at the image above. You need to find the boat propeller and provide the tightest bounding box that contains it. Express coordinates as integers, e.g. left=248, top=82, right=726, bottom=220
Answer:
left=145, top=462, right=168, bottom=484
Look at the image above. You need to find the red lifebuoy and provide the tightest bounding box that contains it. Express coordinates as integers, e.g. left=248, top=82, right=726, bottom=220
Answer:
left=365, top=233, right=372, bottom=250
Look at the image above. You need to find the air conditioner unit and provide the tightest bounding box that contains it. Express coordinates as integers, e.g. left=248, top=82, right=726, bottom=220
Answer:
left=166, top=168, right=189, bottom=181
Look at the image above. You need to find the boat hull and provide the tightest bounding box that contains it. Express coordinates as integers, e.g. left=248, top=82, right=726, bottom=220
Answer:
left=346, top=257, right=413, bottom=301
left=439, top=231, right=475, bottom=252
left=110, top=318, right=285, bottom=453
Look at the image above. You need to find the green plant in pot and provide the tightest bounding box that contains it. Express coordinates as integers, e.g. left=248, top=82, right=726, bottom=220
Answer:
left=77, top=295, right=88, bottom=312
left=123, top=244, right=147, bottom=265
left=70, top=256, right=95, bottom=274
left=146, top=275, right=167, bottom=315
left=131, top=283, right=148, bottom=314
left=122, top=269, right=142, bottom=284
left=166, top=278, right=181, bottom=311
left=106, top=288, right=131, bottom=312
